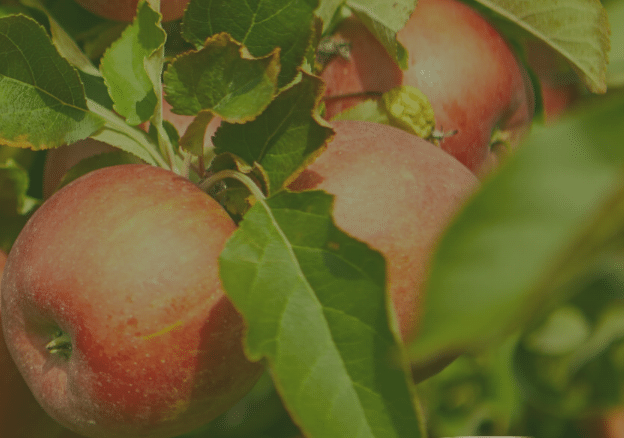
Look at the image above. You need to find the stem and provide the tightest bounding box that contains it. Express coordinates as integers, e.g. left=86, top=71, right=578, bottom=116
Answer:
left=46, top=331, right=72, bottom=359
left=150, top=26, right=179, bottom=173
left=197, top=154, right=206, bottom=179
left=199, top=169, right=267, bottom=202
left=87, top=100, right=170, bottom=168
left=155, top=120, right=179, bottom=173
left=182, top=151, right=193, bottom=179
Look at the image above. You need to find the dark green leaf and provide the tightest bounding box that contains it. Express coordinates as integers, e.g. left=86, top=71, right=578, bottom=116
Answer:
left=0, top=15, right=103, bottom=150
left=212, top=73, right=333, bottom=195
left=0, top=159, right=39, bottom=252
left=164, top=33, right=279, bottom=122
left=182, top=0, right=317, bottom=87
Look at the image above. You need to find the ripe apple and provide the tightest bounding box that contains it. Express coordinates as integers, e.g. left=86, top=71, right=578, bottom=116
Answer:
left=1, top=251, right=83, bottom=437
left=1, top=164, right=264, bottom=438
left=321, top=0, right=534, bottom=174
left=289, top=120, right=479, bottom=343
left=319, top=15, right=403, bottom=116
left=73, top=0, right=189, bottom=22
left=524, top=39, right=580, bottom=122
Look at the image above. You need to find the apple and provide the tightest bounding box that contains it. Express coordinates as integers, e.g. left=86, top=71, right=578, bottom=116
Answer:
left=524, top=39, right=580, bottom=122
left=73, top=0, right=189, bottom=22
left=1, top=164, right=264, bottom=438
left=319, top=14, right=403, bottom=117
left=321, top=0, right=534, bottom=174
left=1, top=251, right=84, bottom=437
left=289, top=120, right=479, bottom=343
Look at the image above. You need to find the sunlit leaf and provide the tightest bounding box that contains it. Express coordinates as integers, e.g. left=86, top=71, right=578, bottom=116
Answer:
left=472, top=0, right=610, bottom=93
left=100, top=1, right=166, bottom=126
left=219, top=190, right=421, bottom=438
left=0, top=15, right=103, bottom=149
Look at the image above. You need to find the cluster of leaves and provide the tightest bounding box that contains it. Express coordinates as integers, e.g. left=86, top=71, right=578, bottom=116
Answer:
left=0, top=0, right=622, bottom=437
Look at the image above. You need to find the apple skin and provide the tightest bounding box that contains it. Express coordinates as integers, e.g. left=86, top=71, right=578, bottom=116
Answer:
left=1, top=251, right=85, bottom=437
left=524, top=40, right=579, bottom=122
left=320, top=15, right=403, bottom=116
left=289, top=120, right=478, bottom=343
left=321, top=0, right=534, bottom=174
left=73, top=0, right=189, bottom=22
left=1, top=164, right=264, bottom=438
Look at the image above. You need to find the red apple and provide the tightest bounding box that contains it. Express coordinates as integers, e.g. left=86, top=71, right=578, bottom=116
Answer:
left=1, top=251, right=84, bottom=437
left=1, top=164, right=264, bottom=438
left=319, top=15, right=403, bottom=117
left=289, top=120, right=478, bottom=343
left=73, top=0, right=189, bottom=22
left=321, top=0, right=534, bottom=174
left=525, top=39, right=580, bottom=122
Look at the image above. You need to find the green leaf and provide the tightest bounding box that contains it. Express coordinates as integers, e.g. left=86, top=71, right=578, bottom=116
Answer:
left=178, top=111, right=213, bottom=156
left=0, top=14, right=103, bottom=150
left=0, top=5, right=26, bottom=17
left=470, top=0, right=610, bottom=93
left=0, top=159, right=40, bottom=252
left=347, top=0, right=415, bottom=69
left=87, top=125, right=160, bottom=166
left=79, top=70, right=115, bottom=111
left=219, top=190, right=421, bottom=438
left=316, top=0, right=347, bottom=33
left=20, top=0, right=102, bottom=77
left=164, top=32, right=279, bottom=123
left=604, top=0, right=624, bottom=87
left=315, top=0, right=414, bottom=68
left=100, top=1, right=166, bottom=126
left=407, top=95, right=624, bottom=366
left=182, top=0, right=317, bottom=88
left=212, top=73, right=333, bottom=195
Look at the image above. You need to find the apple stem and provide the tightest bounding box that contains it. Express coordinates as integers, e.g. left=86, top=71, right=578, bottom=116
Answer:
left=46, top=331, right=72, bottom=359
left=86, top=100, right=170, bottom=169
left=199, top=169, right=267, bottom=202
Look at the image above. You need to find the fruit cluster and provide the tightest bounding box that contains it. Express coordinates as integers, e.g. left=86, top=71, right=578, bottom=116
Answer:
left=0, top=0, right=604, bottom=437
